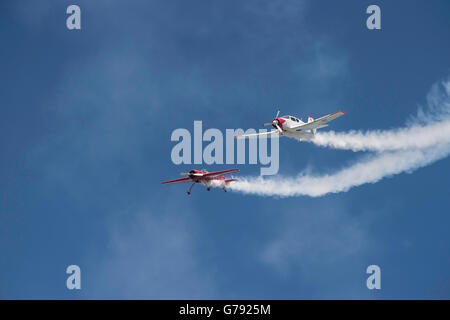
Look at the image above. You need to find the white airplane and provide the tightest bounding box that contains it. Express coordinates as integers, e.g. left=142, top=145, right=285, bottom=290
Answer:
left=234, top=109, right=346, bottom=140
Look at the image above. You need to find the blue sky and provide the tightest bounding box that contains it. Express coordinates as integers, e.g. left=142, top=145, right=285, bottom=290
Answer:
left=0, top=0, right=449, bottom=299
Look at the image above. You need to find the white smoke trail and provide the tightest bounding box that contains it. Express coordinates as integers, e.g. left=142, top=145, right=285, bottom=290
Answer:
left=231, top=145, right=450, bottom=197
left=230, top=78, right=450, bottom=197
left=310, top=120, right=450, bottom=152
left=310, top=79, right=450, bottom=152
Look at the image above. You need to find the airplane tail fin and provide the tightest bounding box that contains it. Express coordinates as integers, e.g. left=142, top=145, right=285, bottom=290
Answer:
left=308, top=116, right=316, bottom=135
left=222, top=179, right=237, bottom=192
left=307, top=115, right=330, bottom=135
left=225, top=179, right=237, bottom=185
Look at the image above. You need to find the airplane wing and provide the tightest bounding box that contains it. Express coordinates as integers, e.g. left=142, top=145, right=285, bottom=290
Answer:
left=202, top=169, right=239, bottom=178
left=292, top=110, right=345, bottom=131
left=234, top=131, right=279, bottom=139
left=161, top=177, right=191, bottom=184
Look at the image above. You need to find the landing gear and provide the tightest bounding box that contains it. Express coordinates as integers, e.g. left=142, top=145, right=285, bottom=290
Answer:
left=187, top=183, right=195, bottom=195
left=223, top=188, right=227, bottom=192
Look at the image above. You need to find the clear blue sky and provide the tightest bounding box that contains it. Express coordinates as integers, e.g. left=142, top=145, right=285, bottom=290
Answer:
left=0, top=0, right=449, bottom=299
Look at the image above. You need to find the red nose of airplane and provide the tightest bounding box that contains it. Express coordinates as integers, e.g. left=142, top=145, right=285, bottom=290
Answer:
left=272, top=117, right=285, bottom=129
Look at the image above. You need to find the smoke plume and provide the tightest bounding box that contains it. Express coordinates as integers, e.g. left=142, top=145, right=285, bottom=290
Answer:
left=230, top=79, right=450, bottom=197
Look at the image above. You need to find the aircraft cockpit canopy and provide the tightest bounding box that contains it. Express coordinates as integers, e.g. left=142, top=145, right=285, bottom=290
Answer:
left=282, top=115, right=301, bottom=122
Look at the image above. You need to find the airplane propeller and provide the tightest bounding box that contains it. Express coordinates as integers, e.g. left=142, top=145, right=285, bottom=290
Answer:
left=262, top=109, right=283, bottom=133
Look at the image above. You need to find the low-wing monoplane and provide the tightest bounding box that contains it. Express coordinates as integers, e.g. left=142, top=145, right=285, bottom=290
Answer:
left=235, top=109, right=345, bottom=140
left=162, top=169, right=239, bottom=195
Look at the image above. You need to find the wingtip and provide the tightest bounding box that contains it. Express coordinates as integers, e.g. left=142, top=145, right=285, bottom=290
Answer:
left=331, top=110, right=346, bottom=115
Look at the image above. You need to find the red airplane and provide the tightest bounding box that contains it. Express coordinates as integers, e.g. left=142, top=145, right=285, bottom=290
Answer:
left=162, top=169, right=239, bottom=195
